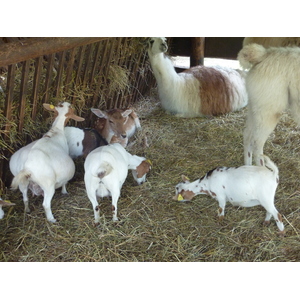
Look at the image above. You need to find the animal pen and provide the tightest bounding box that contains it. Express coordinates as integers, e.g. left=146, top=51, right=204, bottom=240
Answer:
left=1, top=37, right=300, bottom=262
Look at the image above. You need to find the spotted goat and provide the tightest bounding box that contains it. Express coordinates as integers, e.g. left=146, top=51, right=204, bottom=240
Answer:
left=174, top=155, right=284, bottom=235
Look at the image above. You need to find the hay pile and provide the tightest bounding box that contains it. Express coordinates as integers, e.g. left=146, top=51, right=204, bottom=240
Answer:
left=1, top=95, right=300, bottom=262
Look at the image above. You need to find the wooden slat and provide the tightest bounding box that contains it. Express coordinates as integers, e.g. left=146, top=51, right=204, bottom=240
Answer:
left=3, top=64, right=16, bottom=136
left=55, top=51, right=66, bottom=98
left=31, top=56, right=42, bottom=120
left=18, top=60, right=30, bottom=132
left=0, top=37, right=109, bottom=68
left=64, top=47, right=77, bottom=97
left=43, top=53, right=55, bottom=104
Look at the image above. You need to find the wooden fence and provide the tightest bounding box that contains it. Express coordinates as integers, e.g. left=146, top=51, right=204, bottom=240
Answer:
left=0, top=37, right=156, bottom=191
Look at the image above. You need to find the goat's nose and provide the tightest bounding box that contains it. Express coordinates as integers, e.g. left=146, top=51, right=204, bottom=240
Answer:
left=121, top=134, right=127, bottom=138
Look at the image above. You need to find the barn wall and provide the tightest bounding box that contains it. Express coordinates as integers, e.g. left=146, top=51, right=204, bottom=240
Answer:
left=0, top=37, right=155, bottom=192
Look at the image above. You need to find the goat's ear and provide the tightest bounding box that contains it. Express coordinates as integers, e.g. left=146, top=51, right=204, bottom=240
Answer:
left=43, top=103, right=56, bottom=112
left=181, top=175, right=190, bottom=183
left=122, top=109, right=133, bottom=118
left=70, top=115, right=85, bottom=122
left=91, top=108, right=107, bottom=119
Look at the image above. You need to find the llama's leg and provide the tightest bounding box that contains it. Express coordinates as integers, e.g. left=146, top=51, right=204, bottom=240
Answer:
left=243, top=124, right=253, bottom=165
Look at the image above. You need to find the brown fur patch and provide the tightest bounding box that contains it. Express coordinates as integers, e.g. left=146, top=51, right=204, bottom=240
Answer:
left=277, top=213, right=283, bottom=223
left=112, top=205, right=115, bottom=211
left=180, top=190, right=195, bottom=201
left=136, top=160, right=151, bottom=178
left=82, top=129, right=108, bottom=157
left=183, top=66, right=233, bottom=116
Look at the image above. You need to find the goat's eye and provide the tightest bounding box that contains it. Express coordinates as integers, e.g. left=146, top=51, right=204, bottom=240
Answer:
left=109, top=120, right=114, bottom=124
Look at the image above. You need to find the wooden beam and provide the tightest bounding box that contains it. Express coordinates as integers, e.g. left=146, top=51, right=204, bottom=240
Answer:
left=190, top=37, right=205, bottom=66
left=0, top=37, right=109, bottom=67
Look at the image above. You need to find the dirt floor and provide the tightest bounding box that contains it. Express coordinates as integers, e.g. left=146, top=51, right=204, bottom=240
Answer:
left=1, top=95, right=300, bottom=262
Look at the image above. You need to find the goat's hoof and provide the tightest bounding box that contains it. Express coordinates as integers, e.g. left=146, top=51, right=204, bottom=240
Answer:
left=263, top=220, right=271, bottom=226
left=277, top=230, right=285, bottom=237
left=48, top=218, right=57, bottom=223
left=93, top=221, right=100, bottom=227
left=218, top=216, right=225, bottom=223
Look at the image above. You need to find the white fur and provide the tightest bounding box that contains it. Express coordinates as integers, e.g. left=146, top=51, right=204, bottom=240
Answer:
left=10, top=102, right=84, bottom=222
left=243, top=37, right=300, bottom=48
left=174, top=155, right=284, bottom=234
left=147, top=37, right=248, bottom=117
left=84, top=143, right=151, bottom=224
left=238, top=43, right=300, bottom=165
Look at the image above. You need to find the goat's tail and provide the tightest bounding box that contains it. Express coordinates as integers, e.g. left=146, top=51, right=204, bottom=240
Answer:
left=97, top=162, right=113, bottom=179
left=237, top=43, right=267, bottom=69
left=259, top=155, right=279, bottom=178
left=11, top=169, right=31, bottom=190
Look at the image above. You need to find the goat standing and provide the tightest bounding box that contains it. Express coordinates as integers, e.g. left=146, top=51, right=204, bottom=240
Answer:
left=10, top=102, right=84, bottom=222
left=174, top=155, right=284, bottom=235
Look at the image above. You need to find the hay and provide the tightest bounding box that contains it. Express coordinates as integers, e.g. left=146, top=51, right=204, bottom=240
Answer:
left=1, top=95, right=300, bottom=262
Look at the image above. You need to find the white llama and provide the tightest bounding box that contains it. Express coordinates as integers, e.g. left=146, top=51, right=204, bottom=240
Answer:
left=147, top=37, right=248, bottom=117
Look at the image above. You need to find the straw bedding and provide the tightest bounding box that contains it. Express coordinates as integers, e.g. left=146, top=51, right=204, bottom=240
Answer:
left=1, top=95, right=300, bottom=262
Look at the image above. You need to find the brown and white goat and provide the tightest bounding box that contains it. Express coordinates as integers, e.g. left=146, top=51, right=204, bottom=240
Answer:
left=147, top=37, right=248, bottom=117
left=91, top=108, right=141, bottom=147
left=174, top=155, right=284, bottom=235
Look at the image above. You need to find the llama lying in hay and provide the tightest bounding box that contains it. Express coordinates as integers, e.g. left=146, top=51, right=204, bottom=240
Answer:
left=238, top=43, right=300, bottom=165
left=147, top=37, right=248, bottom=117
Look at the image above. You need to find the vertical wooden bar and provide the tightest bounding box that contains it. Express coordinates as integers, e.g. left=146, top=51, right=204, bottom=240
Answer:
left=82, top=44, right=93, bottom=87
left=43, top=53, right=55, bottom=103
left=190, top=37, right=205, bottom=66
left=64, top=47, right=77, bottom=97
left=18, top=60, right=30, bottom=132
left=89, top=41, right=102, bottom=87
left=32, top=56, right=42, bottom=120
left=3, top=64, right=16, bottom=134
left=55, top=51, right=66, bottom=98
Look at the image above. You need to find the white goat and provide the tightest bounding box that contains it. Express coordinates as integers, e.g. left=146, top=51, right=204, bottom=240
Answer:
left=238, top=43, right=300, bottom=165
left=64, top=127, right=108, bottom=158
left=243, top=37, right=300, bottom=48
left=147, top=37, right=248, bottom=117
left=0, top=197, right=15, bottom=220
left=91, top=107, right=141, bottom=147
left=84, top=143, right=152, bottom=224
left=174, top=155, right=284, bottom=235
left=10, top=102, right=84, bottom=222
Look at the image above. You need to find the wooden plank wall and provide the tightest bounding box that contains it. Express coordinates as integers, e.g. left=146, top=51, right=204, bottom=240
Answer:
left=0, top=37, right=155, bottom=191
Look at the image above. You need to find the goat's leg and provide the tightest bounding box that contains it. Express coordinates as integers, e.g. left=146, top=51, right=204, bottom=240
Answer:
left=111, top=190, right=120, bottom=222
left=19, top=183, right=30, bottom=213
left=216, top=196, right=226, bottom=221
left=263, top=203, right=284, bottom=234
left=42, top=186, right=56, bottom=223
left=243, top=125, right=253, bottom=165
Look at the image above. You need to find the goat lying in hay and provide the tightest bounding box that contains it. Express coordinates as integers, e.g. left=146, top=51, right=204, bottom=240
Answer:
left=147, top=37, right=248, bottom=117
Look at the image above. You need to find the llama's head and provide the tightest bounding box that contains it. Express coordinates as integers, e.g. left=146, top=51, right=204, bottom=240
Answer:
left=147, top=37, right=168, bottom=55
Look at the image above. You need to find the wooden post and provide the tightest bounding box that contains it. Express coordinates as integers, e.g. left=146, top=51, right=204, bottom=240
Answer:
left=190, top=37, right=205, bottom=67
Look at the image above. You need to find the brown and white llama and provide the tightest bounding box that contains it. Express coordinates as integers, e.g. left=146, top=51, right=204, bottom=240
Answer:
left=147, top=37, right=248, bottom=117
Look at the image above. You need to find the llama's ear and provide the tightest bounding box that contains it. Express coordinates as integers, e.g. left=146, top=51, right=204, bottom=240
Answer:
left=91, top=108, right=107, bottom=119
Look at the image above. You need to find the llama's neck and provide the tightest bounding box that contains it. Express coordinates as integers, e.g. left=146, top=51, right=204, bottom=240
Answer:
left=149, top=52, right=178, bottom=86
